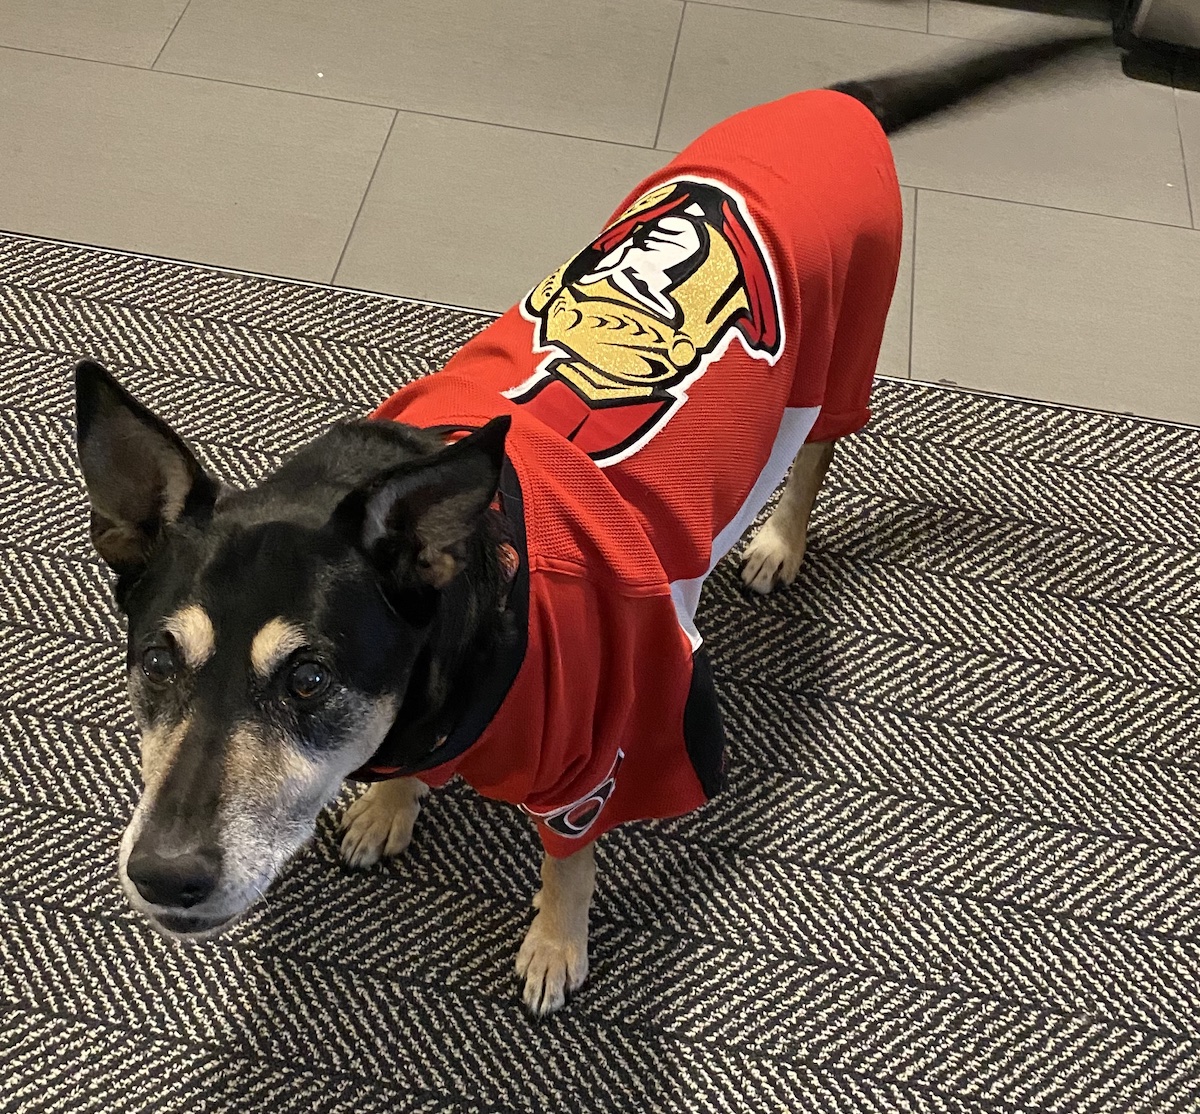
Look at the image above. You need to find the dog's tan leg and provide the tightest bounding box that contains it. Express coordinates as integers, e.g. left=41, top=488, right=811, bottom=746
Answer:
left=741, top=439, right=835, bottom=594
left=515, top=842, right=596, bottom=1017
left=339, top=777, right=429, bottom=868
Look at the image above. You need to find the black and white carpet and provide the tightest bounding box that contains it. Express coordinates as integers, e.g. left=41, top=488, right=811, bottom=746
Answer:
left=1, top=231, right=1198, bottom=1113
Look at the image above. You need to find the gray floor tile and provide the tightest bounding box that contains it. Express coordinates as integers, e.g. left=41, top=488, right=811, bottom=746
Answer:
left=927, top=0, right=1109, bottom=41
left=335, top=113, right=668, bottom=311
left=156, top=0, right=682, bottom=146
left=659, top=4, right=945, bottom=151
left=0, top=0, right=188, bottom=67
left=892, top=50, right=1189, bottom=227
left=694, top=0, right=928, bottom=33
left=910, top=191, right=1200, bottom=424
left=1176, top=89, right=1200, bottom=230
left=0, top=48, right=393, bottom=281
left=880, top=187, right=917, bottom=378
left=661, top=6, right=1189, bottom=226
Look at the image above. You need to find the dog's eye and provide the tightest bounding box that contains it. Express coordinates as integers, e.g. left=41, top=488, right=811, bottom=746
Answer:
left=142, top=646, right=177, bottom=685
left=287, top=661, right=331, bottom=702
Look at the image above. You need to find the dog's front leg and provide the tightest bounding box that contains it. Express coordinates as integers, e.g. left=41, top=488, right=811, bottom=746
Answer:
left=516, top=842, right=596, bottom=1017
left=339, top=777, right=429, bottom=868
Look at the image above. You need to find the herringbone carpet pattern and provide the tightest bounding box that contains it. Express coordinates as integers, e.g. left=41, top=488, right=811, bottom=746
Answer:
left=1, top=231, right=1197, bottom=1113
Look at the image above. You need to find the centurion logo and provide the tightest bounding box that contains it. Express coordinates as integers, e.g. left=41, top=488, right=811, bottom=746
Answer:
left=524, top=750, right=625, bottom=839
left=507, top=176, right=783, bottom=467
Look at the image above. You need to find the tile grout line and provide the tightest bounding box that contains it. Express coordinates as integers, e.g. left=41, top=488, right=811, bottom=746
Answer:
left=150, top=0, right=195, bottom=70
left=1171, top=91, right=1196, bottom=231
left=654, top=2, right=688, bottom=149
left=1, top=7, right=1113, bottom=86
left=686, top=0, right=925, bottom=35
left=0, top=43, right=665, bottom=154
left=908, top=183, right=1200, bottom=233
left=329, top=110, right=400, bottom=286
left=0, top=225, right=502, bottom=316
left=682, top=0, right=1104, bottom=41
left=907, top=189, right=919, bottom=382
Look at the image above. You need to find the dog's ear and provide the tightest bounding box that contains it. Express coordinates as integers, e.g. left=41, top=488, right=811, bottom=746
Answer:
left=74, top=360, right=218, bottom=575
left=342, top=416, right=510, bottom=590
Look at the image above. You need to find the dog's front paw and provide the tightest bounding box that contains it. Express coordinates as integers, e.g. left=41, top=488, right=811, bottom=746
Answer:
left=339, top=780, right=428, bottom=868
left=515, top=909, right=588, bottom=1018
left=740, top=516, right=805, bottom=595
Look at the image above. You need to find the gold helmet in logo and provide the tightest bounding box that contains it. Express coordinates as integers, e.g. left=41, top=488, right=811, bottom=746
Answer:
left=523, top=181, right=781, bottom=403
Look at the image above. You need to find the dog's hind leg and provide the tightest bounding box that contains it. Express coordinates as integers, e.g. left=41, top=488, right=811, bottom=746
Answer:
left=740, top=439, right=835, bottom=595
left=339, top=777, right=430, bottom=868
left=516, top=842, right=596, bottom=1017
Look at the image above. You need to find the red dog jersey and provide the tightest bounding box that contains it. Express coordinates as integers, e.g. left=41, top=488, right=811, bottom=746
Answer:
left=364, top=89, right=902, bottom=858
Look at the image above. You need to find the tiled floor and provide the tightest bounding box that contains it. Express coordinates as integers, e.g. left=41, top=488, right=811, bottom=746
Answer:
left=1, top=0, right=1197, bottom=423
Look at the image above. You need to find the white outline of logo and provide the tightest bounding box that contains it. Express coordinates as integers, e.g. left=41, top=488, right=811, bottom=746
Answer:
left=523, top=749, right=625, bottom=839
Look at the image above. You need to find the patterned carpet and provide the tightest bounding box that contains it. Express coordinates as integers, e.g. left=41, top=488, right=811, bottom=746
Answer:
left=1, top=230, right=1198, bottom=1113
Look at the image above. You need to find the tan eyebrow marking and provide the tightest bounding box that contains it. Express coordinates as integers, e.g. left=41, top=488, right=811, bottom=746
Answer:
left=163, top=605, right=215, bottom=670
left=250, top=617, right=307, bottom=679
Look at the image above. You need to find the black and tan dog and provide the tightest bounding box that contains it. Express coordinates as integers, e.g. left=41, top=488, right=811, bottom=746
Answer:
left=75, top=34, right=1105, bottom=1016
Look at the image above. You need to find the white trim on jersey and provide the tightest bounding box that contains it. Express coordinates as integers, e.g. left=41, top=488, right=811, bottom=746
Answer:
left=669, top=405, right=821, bottom=651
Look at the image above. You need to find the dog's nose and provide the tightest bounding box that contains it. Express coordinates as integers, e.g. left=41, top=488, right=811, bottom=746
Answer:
left=126, top=845, right=221, bottom=908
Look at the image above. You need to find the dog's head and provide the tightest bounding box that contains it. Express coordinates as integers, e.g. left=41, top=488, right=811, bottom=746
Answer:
left=74, top=361, right=509, bottom=939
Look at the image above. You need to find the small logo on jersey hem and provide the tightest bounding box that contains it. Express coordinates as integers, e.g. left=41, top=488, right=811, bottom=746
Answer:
left=523, top=750, right=625, bottom=839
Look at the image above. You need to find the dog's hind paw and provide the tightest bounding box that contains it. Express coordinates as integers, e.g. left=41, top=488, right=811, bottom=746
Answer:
left=516, top=912, right=588, bottom=1018
left=740, top=517, right=805, bottom=595
left=339, top=779, right=428, bottom=868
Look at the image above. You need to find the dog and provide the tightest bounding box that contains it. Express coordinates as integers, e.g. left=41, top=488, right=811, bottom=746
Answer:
left=74, top=33, right=1106, bottom=1017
